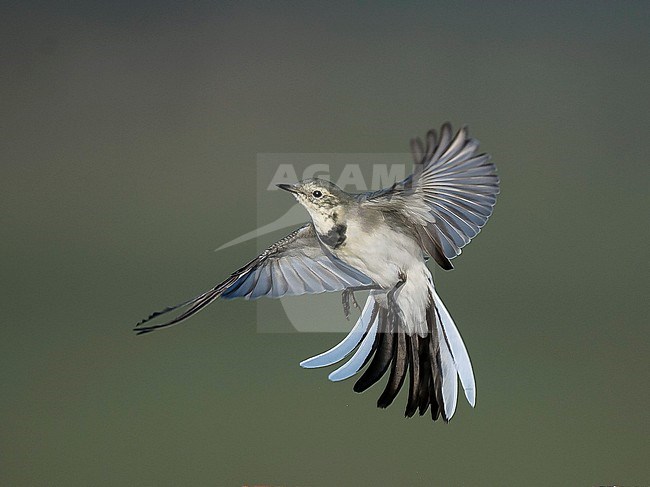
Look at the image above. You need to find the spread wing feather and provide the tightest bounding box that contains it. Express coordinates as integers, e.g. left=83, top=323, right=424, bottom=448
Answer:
left=364, top=123, right=499, bottom=264
left=410, top=123, right=499, bottom=259
left=134, top=224, right=373, bottom=334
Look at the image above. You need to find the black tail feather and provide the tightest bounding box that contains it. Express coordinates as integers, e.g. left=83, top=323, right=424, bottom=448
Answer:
left=417, top=348, right=433, bottom=416
left=429, top=380, right=441, bottom=421
left=376, top=328, right=407, bottom=408
left=427, top=303, right=447, bottom=422
left=354, top=292, right=448, bottom=422
left=405, top=334, right=421, bottom=418
left=354, top=309, right=394, bottom=393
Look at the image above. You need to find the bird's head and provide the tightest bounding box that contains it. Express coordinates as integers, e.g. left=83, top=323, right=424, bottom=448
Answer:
left=277, top=178, right=353, bottom=230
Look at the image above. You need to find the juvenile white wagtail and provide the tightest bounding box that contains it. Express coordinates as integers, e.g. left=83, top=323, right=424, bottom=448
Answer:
left=135, top=123, right=499, bottom=422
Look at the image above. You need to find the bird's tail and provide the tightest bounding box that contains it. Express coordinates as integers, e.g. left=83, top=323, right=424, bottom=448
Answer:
left=300, top=285, right=475, bottom=421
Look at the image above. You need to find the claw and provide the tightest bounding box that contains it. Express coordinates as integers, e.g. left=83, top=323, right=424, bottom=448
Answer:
left=351, top=290, right=361, bottom=310
left=342, top=289, right=352, bottom=320
left=343, top=286, right=377, bottom=320
left=397, top=270, right=407, bottom=288
left=386, top=271, right=407, bottom=319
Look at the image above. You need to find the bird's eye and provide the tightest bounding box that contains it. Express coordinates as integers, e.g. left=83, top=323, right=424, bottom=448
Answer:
left=312, top=190, right=323, bottom=198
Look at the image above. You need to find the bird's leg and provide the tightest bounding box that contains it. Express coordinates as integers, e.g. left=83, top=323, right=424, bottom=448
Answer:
left=350, top=290, right=361, bottom=310
left=341, top=285, right=377, bottom=320
left=386, top=271, right=407, bottom=329
left=342, top=289, right=361, bottom=320
left=342, top=290, right=352, bottom=320
left=387, top=271, right=407, bottom=302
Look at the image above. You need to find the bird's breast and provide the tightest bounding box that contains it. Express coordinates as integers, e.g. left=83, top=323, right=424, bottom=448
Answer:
left=333, top=217, right=423, bottom=289
left=317, top=223, right=347, bottom=249
left=310, top=207, right=348, bottom=250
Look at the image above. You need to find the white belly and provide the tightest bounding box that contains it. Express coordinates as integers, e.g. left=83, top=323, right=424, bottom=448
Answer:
left=334, top=219, right=422, bottom=286
left=333, top=218, right=432, bottom=336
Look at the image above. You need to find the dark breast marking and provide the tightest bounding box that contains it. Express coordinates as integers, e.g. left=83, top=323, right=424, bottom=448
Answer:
left=319, top=223, right=347, bottom=249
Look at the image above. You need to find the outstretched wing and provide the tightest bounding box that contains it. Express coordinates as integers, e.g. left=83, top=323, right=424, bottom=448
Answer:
left=363, top=123, right=499, bottom=268
left=134, top=223, right=373, bottom=334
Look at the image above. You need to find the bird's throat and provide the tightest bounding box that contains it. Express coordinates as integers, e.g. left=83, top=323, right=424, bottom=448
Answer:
left=318, top=222, right=347, bottom=249
left=310, top=209, right=347, bottom=249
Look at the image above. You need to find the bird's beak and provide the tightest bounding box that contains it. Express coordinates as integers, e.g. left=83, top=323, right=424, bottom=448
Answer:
left=276, top=183, right=299, bottom=194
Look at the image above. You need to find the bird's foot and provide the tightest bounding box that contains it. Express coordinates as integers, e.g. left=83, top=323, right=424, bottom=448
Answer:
left=342, top=288, right=361, bottom=320
left=386, top=271, right=407, bottom=323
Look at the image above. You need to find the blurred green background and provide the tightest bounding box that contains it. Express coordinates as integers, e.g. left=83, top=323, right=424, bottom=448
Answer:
left=2, top=2, right=648, bottom=486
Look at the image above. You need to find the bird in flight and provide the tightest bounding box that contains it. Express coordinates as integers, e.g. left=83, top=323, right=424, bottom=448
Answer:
left=135, top=123, right=499, bottom=422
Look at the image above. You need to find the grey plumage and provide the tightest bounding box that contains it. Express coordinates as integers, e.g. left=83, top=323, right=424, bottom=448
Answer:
left=134, top=122, right=499, bottom=423
left=134, top=224, right=372, bottom=335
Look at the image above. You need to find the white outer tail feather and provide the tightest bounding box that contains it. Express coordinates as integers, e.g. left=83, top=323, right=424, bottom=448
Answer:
left=299, top=281, right=476, bottom=419
left=437, top=315, right=459, bottom=419
left=328, top=310, right=379, bottom=381
left=431, top=287, right=477, bottom=407
left=299, top=294, right=377, bottom=369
